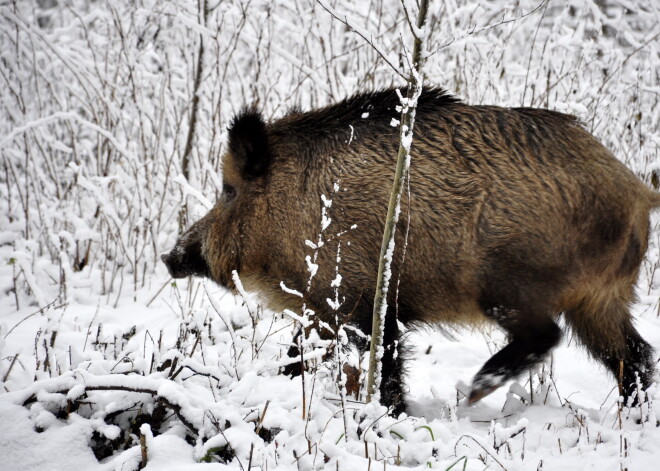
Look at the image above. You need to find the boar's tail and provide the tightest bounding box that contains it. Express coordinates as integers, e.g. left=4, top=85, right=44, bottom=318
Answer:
left=650, top=190, right=660, bottom=209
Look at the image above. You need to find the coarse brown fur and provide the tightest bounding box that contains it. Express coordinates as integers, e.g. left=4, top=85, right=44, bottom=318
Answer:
left=162, top=87, right=660, bottom=413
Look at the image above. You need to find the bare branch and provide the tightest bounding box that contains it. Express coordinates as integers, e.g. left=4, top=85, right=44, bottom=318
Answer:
left=428, top=0, right=547, bottom=56
left=316, top=0, right=406, bottom=80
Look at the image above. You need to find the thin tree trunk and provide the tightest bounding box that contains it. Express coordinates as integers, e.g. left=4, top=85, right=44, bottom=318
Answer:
left=179, top=0, right=208, bottom=233
left=366, top=0, right=431, bottom=404
left=181, top=0, right=208, bottom=182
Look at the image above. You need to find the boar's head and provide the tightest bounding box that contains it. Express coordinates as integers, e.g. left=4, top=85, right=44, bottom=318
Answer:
left=161, top=109, right=277, bottom=289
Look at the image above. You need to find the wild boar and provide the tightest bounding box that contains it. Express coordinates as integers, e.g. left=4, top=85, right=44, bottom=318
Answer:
left=162, top=87, right=659, bottom=413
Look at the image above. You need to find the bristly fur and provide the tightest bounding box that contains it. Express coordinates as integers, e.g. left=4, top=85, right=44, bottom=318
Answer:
left=228, top=108, right=271, bottom=179
left=272, top=87, right=461, bottom=141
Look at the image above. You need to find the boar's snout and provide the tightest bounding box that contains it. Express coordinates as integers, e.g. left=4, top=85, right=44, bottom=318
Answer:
left=161, top=251, right=184, bottom=278
left=161, top=240, right=210, bottom=279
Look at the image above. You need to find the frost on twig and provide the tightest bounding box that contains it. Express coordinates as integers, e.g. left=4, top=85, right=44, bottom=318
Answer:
left=428, top=0, right=547, bottom=56
left=316, top=0, right=406, bottom=79
left=366, top=0, right=430, bottom=405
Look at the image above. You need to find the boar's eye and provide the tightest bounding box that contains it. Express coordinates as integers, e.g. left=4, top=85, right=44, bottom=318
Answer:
left=223, top=183, right=236, bottom=202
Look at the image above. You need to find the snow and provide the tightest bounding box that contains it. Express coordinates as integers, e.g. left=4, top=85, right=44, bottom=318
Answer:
left=0, top=401, right=101, bottom=471
left=280, top=281, right=304, bottom=298
left=2, top=0, right=660, bottom=470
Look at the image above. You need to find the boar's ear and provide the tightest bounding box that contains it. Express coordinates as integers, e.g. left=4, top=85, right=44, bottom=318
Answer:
left=228, top=108, right=271, bottom=180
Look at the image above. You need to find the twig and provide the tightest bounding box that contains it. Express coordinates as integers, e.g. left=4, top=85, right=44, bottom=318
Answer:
left=455, top=435, right=507, bottom=471
left=367, top=0, right=429, bottom=404
left=247, top=442, right=255, bottom=471
left=146, top=277, right=173, bottom=307
left=428, top=0, right=546, bottom=56
left=596, top=30, right=660, bottom=97
left=2, top=354, right=19, bottom=382
left=521, top=0, right=548, bottom=106
left=181, top=0, right=208, bottom=181
left=316, top=0, right=406, bottom=80
left=255, top=400, right=270, bottom=436
left=3, top=299, right=63, bottom=339
left=139, top=431, right=148, bottom=469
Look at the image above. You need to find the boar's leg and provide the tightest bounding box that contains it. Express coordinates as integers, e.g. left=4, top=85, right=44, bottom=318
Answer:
left=283, top=308, right=407, bottom=416
left=282, top=328, right=304, bottom=377
left=379, top=306, right=407, bottom=416
left=349, top=300, right=407, bottom=415
left=468, top=307, right=562, bottom=404
left=565, top=298, right=655, bottom=405
left=281, top=325, right=330, bottom=377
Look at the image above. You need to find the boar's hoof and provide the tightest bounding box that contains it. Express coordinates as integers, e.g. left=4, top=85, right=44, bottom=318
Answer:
left=467, top=374, right=504, bottom=405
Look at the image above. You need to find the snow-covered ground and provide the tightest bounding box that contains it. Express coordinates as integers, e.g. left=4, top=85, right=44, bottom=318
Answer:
left=1, top=269, right=660, bottom=470
left=2, top=1, right=660, bottom=470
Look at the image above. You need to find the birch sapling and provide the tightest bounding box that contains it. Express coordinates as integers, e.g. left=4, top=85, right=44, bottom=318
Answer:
left=366, top=0, right=431, bottom=405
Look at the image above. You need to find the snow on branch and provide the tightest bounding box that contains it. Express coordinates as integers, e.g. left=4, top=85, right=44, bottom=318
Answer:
left=316, top=0, right=407, bottom=80
left=428, top=0, right=547, bottom=55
